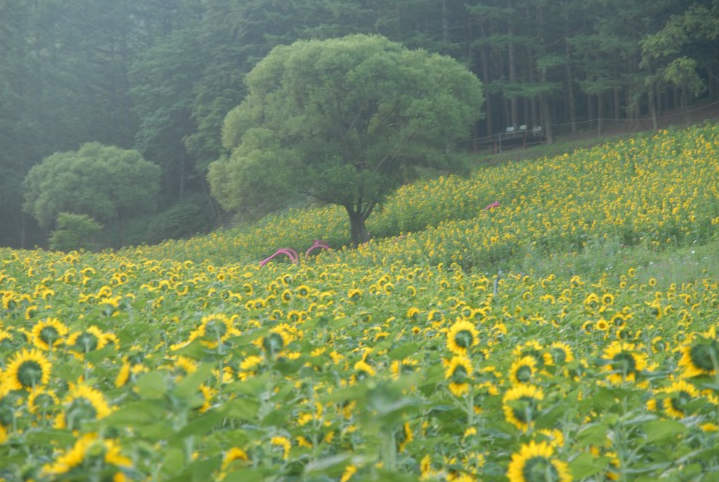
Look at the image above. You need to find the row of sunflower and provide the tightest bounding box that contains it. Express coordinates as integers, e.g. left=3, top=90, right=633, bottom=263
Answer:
left=130, top=123, right=719, bottom=270
left=2, top=242, right=719, bottom=481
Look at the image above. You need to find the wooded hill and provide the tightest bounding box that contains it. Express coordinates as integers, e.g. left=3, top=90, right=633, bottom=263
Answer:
left=1, top=0, right=717, bottom=249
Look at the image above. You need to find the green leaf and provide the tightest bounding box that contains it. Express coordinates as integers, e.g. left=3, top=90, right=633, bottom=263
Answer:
left=221, top=469, right=265, bottom=482
left=371, top=469, right=422, bottom=482
left=303, top=453, right=352, bottom=478
left=641, top=419, right=686, bottom=443
left=222, top=372, right=271, bottom=398
left=225, top=398, right=260, bottom=422
left=261, top=403, right=293, bottom=427
left=23, top=429, right=77, bottom=446
left=577, top=423, right=608, bottom=447
left=161, top=447, right=186, bottom=477
left=331, top=317, right=353, bottom=329
left=388, top=343, right=420, bottom=360
left=176, top=409, right=226, bottom=439
left=136, top=371, right=168, bottom=399
left=569, top=452, right=609, bottom=479
left=174, top=363, right=214, bottom=399
left=183, top=455, right=222, bottom=482
left=104, top=400, right=166, bottom=428
left=320, top=384, right=368, bottom=404
left=137, top=423, right=175, bottom=441
left=171, top=339, right=208, bottom=359
left=84, top=345, right=117, bottom=364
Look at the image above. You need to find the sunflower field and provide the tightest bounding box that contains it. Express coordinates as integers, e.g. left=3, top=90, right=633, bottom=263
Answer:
left=1, top=123, right=719, bottom=482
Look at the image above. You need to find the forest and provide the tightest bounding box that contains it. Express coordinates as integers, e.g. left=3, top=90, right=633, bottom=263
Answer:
left=1, top=0, right=718, bottom=249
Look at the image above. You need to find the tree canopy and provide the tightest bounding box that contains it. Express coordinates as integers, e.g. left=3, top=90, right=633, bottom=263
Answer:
left=208, top=34, right=484, bottom=244
left=23, top=142, right=161, bottom=231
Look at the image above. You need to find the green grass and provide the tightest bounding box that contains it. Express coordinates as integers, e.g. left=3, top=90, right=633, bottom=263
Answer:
left=519, top=236, right=719, bottom=289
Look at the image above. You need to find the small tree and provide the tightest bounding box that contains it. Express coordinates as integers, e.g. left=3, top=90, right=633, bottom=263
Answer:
left=49, top=213, right=103, bottom=251
left=23, top=142, right=161, bottom=236
left=208, top=34, right=484, bottom=245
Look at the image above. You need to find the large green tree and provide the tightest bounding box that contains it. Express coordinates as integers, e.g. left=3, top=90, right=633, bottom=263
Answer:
left=23, top=142, right=161, bottom=236
left=208, top=34, right=483, bottom=245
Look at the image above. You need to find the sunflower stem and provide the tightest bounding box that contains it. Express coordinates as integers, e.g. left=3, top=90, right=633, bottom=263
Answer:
left=467, top=385, right=475, bottom=427
left=382, top=428, right=397, bottom=472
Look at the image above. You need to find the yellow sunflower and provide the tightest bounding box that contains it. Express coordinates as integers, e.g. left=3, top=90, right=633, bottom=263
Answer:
left=55, top=383, right=113, bottom=430
left=446, top=319, right=480, bottom=355
left=270, top=435, right=292, bottom=460
left=396, top=422, right=413, bottom=453
left=296, top=285, right=311, bottom=298
left=390, top=358, right=419, bottom=379
left=678, top=326, right=719, bottom=378
left=513, top=340, right=551, bottom=368
left=549, top=342, right=574, bottom=365
left=445, top=356, right=473, bottom=397
left=601, top=341, right=647, bottom=385
left=3, top=348, right=52, bottom=391
left=222, top=447, right=249, bottom=472
left=502, top=384, right=544, bottom=432
left=353, top=360, right=376, bottom=382
left=40, top=433, right=131, bottom=478
left=280, top=289, right=293, bottom=303
left=649, top=379, right=701, bottom=419
left=509, top=356, right=539, bottom=385
left=28, top=387, right=60, bottom=421
left=262, top=326, right=293, bottom=357
left=197, top=384, right=216, bottom=413
left=66, top=326, right=107, bottom=354
left=507, top=440, right=572, bottom=482
left=188, top=313, right=241, bottom=349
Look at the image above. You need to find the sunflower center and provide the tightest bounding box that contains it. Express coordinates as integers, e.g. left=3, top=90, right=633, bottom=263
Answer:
left=128, top=353, right=145, bottom=365
left=31, top=393, right=57, bottom=414
left=454, top=330, right=474, bottom=349
left=39, top=326, right=60, bottom=346
left=551, top=348, right=567, bottom=364
left=74, top=332, right=99, bottom=353
left=511, top=397, right=538, bottom=423
left=516, top=365, right=533, bottom=383
left=17, top=360, right=45, bottom=388
left=66, top=399, right=98, bottom=430
left=524, top=350, right=545, bottom=368
left=523, top=457, right=561, bottom=482
left=205, top=320, right=228, bottom=339
left=689, top=343, right=719, bottom=371
left=356, top=368, right=373, bottom=382
left=450, top=365, right=469, bottom=383
left=611, top=352, right=637, bottom=376
left=262, top=332, right=285, bottom=355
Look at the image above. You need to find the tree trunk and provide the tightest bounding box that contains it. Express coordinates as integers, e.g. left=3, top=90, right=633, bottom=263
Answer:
left=507, top=0, right=518, bottom=129
left=541, top=93, right=553, bottom=144
left=597, top=92, right=603, bottom=136
left=346, top=206, right=370, bottom=246
left=649, top=89, right=658, bottom=130
left=478, top=20, right=493, bottom=136
left=564, top=14, right=576, bottom=134
left=441, top=0, right=449, bottom=46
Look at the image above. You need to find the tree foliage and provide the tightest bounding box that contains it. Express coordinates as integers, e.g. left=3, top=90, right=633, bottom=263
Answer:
left=208, top=34, right=483, bottom=244
left=49, top=213, right=103, bottom=252
left=23, top=142, right=161, bottom=230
